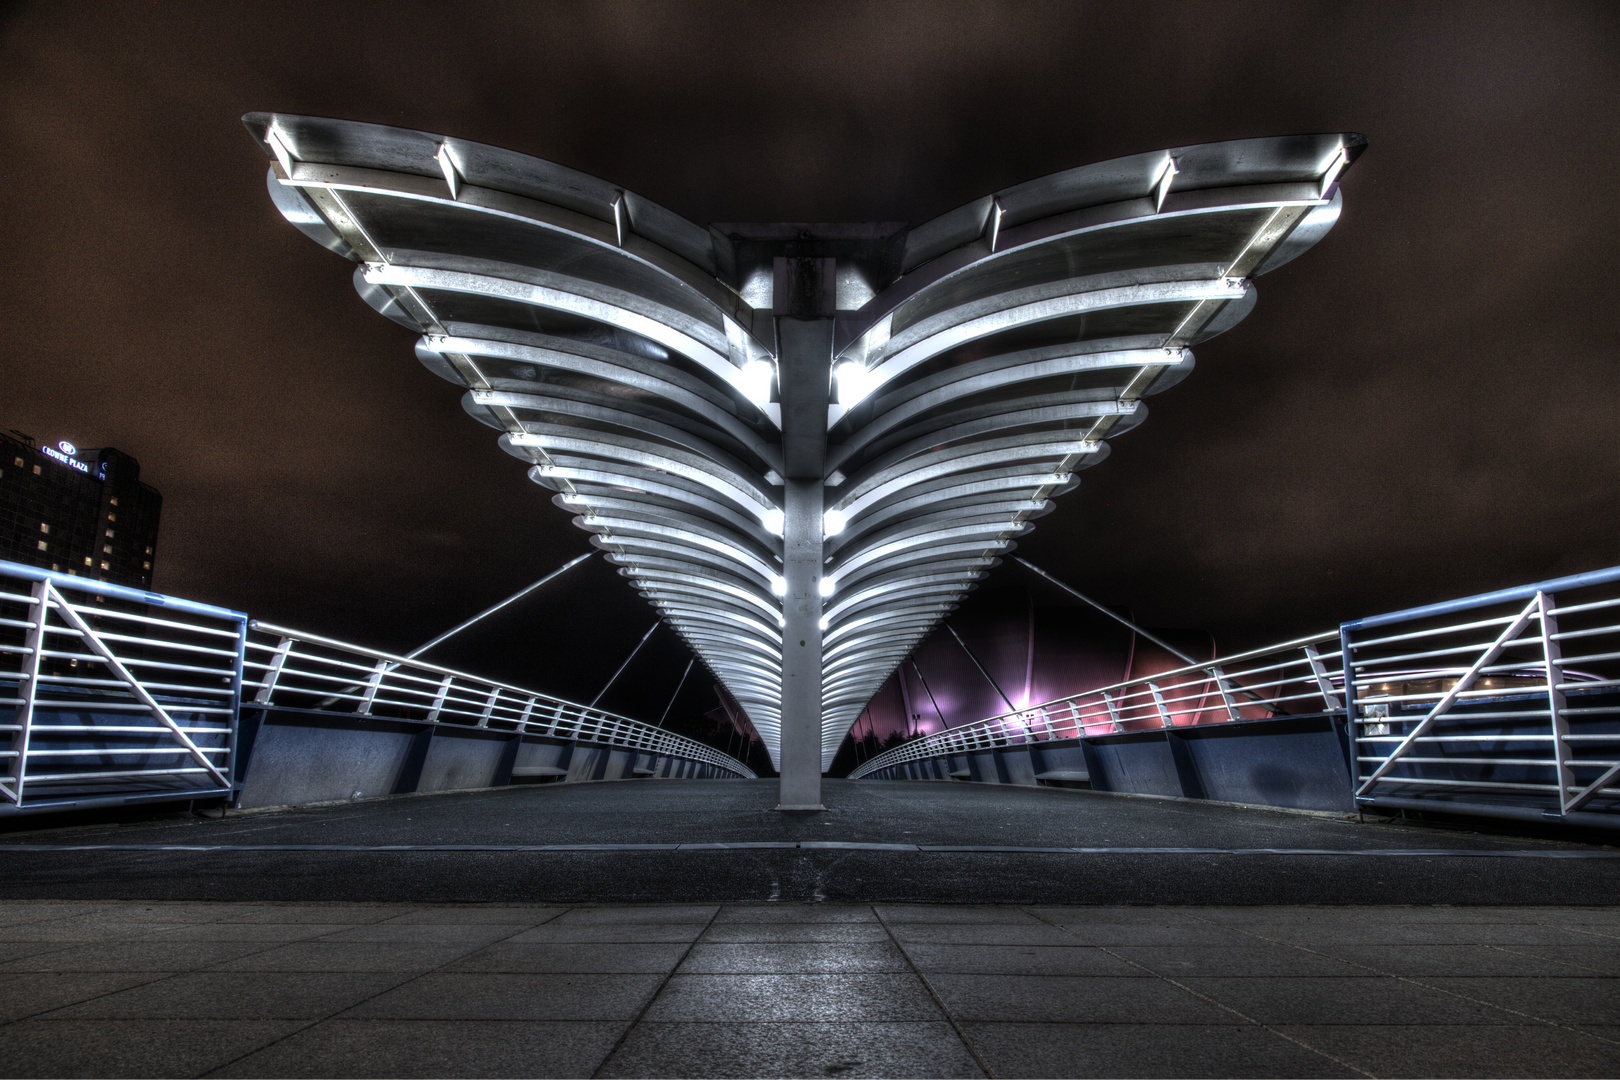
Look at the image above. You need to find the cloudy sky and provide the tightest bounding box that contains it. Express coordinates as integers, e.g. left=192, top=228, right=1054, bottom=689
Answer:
left=1, top=1, right=1614, bottom=719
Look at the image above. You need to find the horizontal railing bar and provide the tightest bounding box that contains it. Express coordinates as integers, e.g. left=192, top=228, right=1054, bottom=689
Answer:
left=22, top=767, right=230, bottom=783
left=27, top=747, right=229, bottom=757
left=1344, top=565, right=1620, bottom=630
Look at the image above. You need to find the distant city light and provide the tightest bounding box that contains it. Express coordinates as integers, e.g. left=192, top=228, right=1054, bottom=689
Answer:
left=57, top=441, right=76, bottom=455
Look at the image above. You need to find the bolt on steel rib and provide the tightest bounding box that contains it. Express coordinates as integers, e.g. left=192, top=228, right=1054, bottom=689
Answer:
left=247, top=113, right=1362, bottom=799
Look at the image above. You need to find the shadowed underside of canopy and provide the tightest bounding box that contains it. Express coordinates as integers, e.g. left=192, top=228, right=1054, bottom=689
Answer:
left=246, top=112, right=1361, bottom=770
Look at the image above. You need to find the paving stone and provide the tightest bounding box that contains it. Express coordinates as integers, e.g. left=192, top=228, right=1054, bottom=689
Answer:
left=1179, top=975, right=1513, bottom=1025
left=0, top=940, right=271, bottom=973
left=0, top=920, right=192, bottom=943
left=1424, top=977, right=1620, bottom=1025
left=902, top=943, right=1142, bottom=976
left=1108, top=945, right=1364, bottom=978
left=876, top=904, right=1043, bottom=924
left=343, top=972, right=664, bottom=1020
left=930, top=973, right=1235, bottom=1023
left=0, top=903, right=116, bottom=926
left=213, top=1018, right=624, bottom=1078
left=150, top=922, right=353, bottom=942
left=1495, top=945, right=1620, bottom=975
left=447, top=942, right=690, bottom=973
left=715, top=904, right=878, bottom=923
left=0, top=941, right=83, bottom=964
left=505, top=922, right=705, bottom=944
left=320, top=922, right=528, bottom=945
left=1316, top=944, right=1594, bottom=977
left=679, top=941, right=910, bottom=973
left=701, top=921, right=891, bottom=943
left=213, top=904, right=415, bottom=925
left=890, top=922, right=1081, bottom=947
left=0, top=971, right=167, bottom=1022
left=0, top=1018, right=303, bottom=1078
left=1045, top=921, right=1257, bottom=947
left=376, top=905, right=565, bottom=925
left=1274, top=1023, right=1620, bottom=1078
left=44, top=970, right=413, bottom=1019
left=644, top=973, right=942, bottom=1022
left=963, top=1020, right=1358, bottom=1078
left=212, top=940, right=481, bottom=973
left=548, top=905, right=717, bottom=924
left=1244, top=922, right=1600, bottom=947
left=598, top=1021, right=982, bottom=1079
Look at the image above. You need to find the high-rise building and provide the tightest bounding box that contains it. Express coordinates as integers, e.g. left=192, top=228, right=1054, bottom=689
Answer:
left=0, top=430, right=161, bottom=589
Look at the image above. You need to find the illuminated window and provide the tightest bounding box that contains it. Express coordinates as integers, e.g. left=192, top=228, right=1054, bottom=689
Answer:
left=105, top=529, right=114, bottom=538
left=146, top=546, right=153, bottom=555
left=109, top=497, right=118, bottom=506
left=102, top=544, right=112, bottom=555
left=37, top=540, right=47, bottom=551
left=106, top=513, right=116, bottom=522
left=83, top=557, right=93, bottom=566
left=143, top=561, right=151, bottom=570
left=32, top=465, right=40, bottom=475
left=100, top=560, right=109, bottom=570
left=39, top=523, right=49, bottom=534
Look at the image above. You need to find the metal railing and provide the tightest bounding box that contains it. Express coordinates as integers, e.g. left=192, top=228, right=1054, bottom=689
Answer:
left=0, top=559, right=246, bottom=811
left=850, top=631, right=1344, bottom=779
left=1344, top=566, right=1620, bottom=820
left=245, top=622, right=756, bottom=778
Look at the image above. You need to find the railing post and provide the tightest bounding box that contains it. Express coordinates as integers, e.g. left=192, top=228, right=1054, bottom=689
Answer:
left=427, top=676, right=452, bottom=723
left=1539, top=590, right=1575, bottom=815
left=477, top=686, right=501, bottom=728
left=1340, top=626, right=1362, bottom=793
left=1304, top=643, right=1342, bottom=711
left=518, top=695, right=536, bottom=732
left=1210, top=665, right=1241, bottom=722
left=4, top=579, right=49, bottom=805
left=1148, top=681, right=1173, bottom=729
left=254, top=636, right=294, bottom=705
left=357, top=658, right=388, bottom=715
left=1100, top=690, right=1122, bottom=733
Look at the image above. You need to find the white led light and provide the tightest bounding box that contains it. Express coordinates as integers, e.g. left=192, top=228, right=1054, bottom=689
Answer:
left=819, top=614, right=831, bottom=630
left=770, top=574, right=787, bottom=597
left=57, top=441, right=76, bottom=456
left=762, top=508, right=785, bottom=536
left=822, top=509, right=847, bottom=536
left=818, top=577, right=835, bottom=598
left=834, top=361, right=875, bottom=407
left=739, top=360, right=774, bottom=407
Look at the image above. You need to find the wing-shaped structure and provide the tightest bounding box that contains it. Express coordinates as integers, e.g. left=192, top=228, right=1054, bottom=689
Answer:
left=245, top=113, right=1362, bottom=792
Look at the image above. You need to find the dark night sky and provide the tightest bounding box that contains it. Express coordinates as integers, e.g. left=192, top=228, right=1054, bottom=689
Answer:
left=1, top=1, right=1615, bottom=723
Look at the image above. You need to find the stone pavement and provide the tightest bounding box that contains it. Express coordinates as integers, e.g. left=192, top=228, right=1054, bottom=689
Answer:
left=0, top=899, right=1615, bottom=1078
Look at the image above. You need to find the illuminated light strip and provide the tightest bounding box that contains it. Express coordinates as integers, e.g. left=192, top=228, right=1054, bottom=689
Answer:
left=362, top=263, right=761, bottom=408
left=865, top=279, right=1245, bottom=401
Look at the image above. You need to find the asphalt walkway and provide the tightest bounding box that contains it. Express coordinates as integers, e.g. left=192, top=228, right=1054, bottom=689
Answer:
left=1, top=780, right=1615, bottom=905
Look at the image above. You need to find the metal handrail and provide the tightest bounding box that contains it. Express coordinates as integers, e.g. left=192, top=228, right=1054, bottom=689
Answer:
left=246, top=620, right=756, bottom=778
left=0, top=559, right=247, bottom=810
left=1344, top=567, right=1620, bottom=818
left=850, top=630, right=1343, bottom=779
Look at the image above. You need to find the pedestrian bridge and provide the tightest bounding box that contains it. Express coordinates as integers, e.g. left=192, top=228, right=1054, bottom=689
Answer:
left=1, top=556, right=1616, bottom=836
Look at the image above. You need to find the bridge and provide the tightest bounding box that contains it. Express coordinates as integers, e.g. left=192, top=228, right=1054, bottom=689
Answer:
left=1, top=118, right=1616, bottom=1078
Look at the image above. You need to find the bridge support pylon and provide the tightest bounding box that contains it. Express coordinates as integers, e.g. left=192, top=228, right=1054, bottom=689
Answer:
left=775, top=278, right=832, bottom=810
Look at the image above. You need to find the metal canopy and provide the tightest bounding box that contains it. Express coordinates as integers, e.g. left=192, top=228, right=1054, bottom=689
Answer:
left=246, top=112, right=1362, bottom=774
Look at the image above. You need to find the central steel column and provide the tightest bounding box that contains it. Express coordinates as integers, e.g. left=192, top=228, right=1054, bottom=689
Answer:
left=774, top=257, right=833, bottom=810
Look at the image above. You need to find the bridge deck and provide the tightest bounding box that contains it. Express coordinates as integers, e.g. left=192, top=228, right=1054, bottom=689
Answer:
left=2, top=780, right=1614, bottom=905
